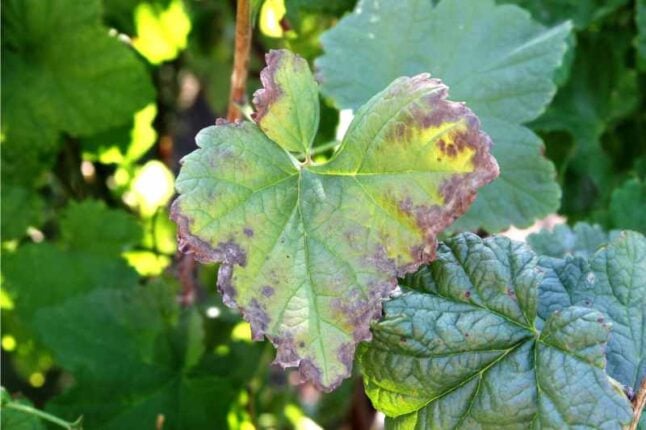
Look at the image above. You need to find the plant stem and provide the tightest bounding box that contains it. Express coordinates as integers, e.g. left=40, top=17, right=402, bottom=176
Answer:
left=227, top=0, right=252, bottom=122
left=629, top=377, right=646, bottom=430
left=4, top=402, right=82, bottom=429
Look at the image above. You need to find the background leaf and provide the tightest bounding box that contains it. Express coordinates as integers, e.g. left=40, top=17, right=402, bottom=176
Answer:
left=317, top=0, right=572, bottom=231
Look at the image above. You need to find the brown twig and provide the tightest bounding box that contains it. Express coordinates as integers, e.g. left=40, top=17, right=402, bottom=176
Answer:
left=177, top=254, right=197, bottom=307
left=629, top=378, right=646, bottom=430
left=227, top=0, right=252, bottom=121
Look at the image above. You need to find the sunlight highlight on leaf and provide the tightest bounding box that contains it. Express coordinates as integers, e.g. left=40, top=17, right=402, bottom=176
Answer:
left=129, top=160, right=175, bottom=216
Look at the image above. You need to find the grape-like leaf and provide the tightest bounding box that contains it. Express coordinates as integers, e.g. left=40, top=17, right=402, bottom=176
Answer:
left=360, top=233, right=632, bottom=428
left=535, top=231, right=646, bottom=392
left=171, top=49, right=498, bottom=390
left=316, top=0, right=572, bottom=232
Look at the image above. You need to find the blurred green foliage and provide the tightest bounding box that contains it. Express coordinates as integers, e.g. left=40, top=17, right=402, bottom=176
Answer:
left=1, top=0, right=644, bottom=428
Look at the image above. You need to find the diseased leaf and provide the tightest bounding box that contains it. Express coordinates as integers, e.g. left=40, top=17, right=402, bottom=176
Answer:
left=527, top=222, right=612, bottom=258
left=609, top=178, right=646, bottom=234
left=360, top=233, right=632, bottom=428
left=536, top=231, right=646, bottom=392
left=171, top=50, right=498, bottom=390
left=253, top=50, right=320, bottom=155
left=316, top=0, right=571, bottom=231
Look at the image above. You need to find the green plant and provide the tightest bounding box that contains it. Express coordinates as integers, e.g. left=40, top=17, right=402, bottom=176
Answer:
left=2, top=0, right=644, bottom=429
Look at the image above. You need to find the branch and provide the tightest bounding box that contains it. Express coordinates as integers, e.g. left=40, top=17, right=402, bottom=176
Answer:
left=630, top=378, right=646, bottom=430
left=227, top=0, right=252, bottom=122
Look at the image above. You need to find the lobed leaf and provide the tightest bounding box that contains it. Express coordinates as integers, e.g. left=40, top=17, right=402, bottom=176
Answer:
left=316, top=0, right=572, bottom=231
left=535, top=231, right=646, bottom=392
left=360, top=233, right=633, bottom=429
left=171, top=50, right=498, bottom=390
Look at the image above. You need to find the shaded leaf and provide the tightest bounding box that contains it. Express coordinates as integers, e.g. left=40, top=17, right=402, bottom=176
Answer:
left=317, top=0, right=571, bottom=231
left=38, top=280, right=260, bottom=430
left=59, top=200, right=142, bottom=257
left=172, top=50, right=498, bottom=390
left=1, top=185, right=44, bottom=241
left=361, top=233, right=632, bottom=428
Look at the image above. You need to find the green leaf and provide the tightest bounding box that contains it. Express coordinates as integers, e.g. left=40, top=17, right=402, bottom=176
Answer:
left=527, top=222, right=611, bottom=258
left=1, top=398, right=46, bottom=430
left=253, top=50, right=320, bottom=155
left=172, top=50, right=498, bottom=390
left=639, top=0, right=646, bottom=70
left=37, top=280, right=259, bottom=429
left=536, top=231, right=646, bottom=392
left=1, top=185, right=44, bottom=241
left=498, top=0, right=629, bottom=29
left=59, top=200, right=142, bottom=257
left=531, top=29, right=639, bottom=215
left=2, top=0, right=154, bottom=137
left=360, top=233, right=632, bottom=428
left=609, top=178, right=646, bottom=233
left=317, top=0, right=571, bottom=231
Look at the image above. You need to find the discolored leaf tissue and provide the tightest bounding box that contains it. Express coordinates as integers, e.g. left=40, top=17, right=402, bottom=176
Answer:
left=171, top=49, right=498, bottom=390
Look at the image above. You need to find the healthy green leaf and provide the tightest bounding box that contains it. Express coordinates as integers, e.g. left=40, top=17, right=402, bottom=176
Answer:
left=37, top=280, right=261, bottom=430
left=172, top=49, right=498, bottom=390
left=2, top=0, right=154, bottom=137
left=360, top=233, right=633, bottom=428
left=1, top=0, right=155, bottom=186
left=531, top=30, right=639, bottom=215
left=527, top=222, right=612, bottom=258
left=316, top=0, right=572, bottom=231
left=1, top=185, right=44, bottom=241
left=536, top=231, right=646, bottom=392
left=609, top=178, right=646, bottom=234
left=637, top=0, right=646, bottom=70
left=1, top=397, right=46, bottom=430
left=59, top=200, right=142, bottom=257
left=498, top=0, right=629, bottom=29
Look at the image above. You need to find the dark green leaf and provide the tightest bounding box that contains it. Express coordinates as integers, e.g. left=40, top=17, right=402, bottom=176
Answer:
left=536, top=231, right=646, bottom=392
left=527, top=222, right=611, bottom=258
left=361, top=233, right=632, bottom=428
left=498, top=0, right=629, bottom=29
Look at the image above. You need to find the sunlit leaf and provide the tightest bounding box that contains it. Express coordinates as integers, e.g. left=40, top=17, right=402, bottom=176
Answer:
left=317, top=0, right=572, bottom=231
left=172, top=49, right=498, bottom=390
left=360, top=233, right=632, bottom=428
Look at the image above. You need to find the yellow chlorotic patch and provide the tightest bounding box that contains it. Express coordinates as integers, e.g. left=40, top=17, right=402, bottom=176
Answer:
left=420, top=120, right=475, bottom=173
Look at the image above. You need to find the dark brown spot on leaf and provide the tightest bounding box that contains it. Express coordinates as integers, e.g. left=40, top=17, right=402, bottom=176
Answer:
left=262, top=286, right=275, bottom=297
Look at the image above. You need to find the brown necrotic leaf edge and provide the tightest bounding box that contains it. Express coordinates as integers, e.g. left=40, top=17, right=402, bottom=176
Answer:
left=251, top=50, right=286, bottom=123
left=170, top=72, right=499, bottom=392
